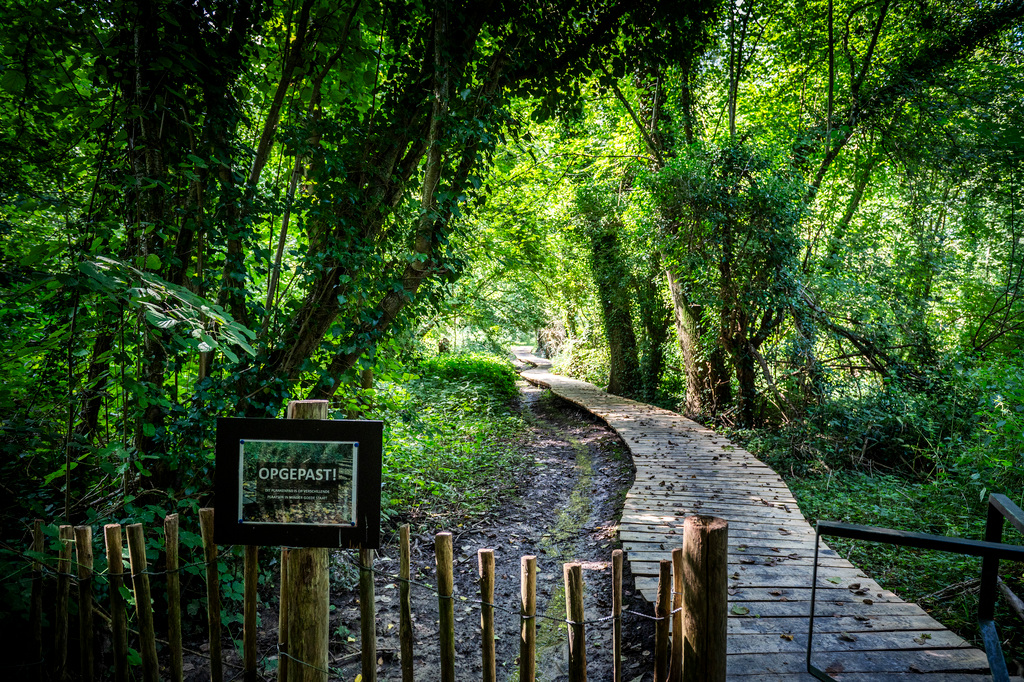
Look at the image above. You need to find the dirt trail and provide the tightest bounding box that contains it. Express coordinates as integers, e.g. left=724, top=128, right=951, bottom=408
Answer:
left=202, top=381, right=658, bottom=681
left=333, top=383, right=656, bottom=681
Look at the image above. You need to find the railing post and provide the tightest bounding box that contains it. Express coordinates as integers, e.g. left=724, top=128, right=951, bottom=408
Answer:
left=74, top=525, right=95, bottom=682
left=436, top=532, right=456, bottom=682
left=199, top=508, right=223, bottom=682
left=29, top=520, right=43, bottom=682
left=520, top=555, right=537, bottom=682
left=564, top=562, right=587, bottom=681
left=399, top=525, right=414, bottom=682
left=479, top=548, right=496, bottom=682
left=681, top=515, right=728, bottom=682
left=103, top=524, right=127, bottom=682
left=360, top=548, right=377, bottom=682
left=655, top=559, right=672, bottom=681
left=979, top=495, right=1005, bottom=622
left=611, top=549, right=622, bottom=682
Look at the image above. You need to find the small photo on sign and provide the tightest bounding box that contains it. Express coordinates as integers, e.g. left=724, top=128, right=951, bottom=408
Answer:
left=239, top=440, right=357, bottom=526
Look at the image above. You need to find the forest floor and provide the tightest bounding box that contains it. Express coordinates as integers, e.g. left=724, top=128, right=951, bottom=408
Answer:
left=188, top=382, right=657, bottom=681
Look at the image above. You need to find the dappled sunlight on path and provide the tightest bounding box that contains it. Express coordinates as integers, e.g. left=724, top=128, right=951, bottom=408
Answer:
left=511, top=346, right=1014, bottom=681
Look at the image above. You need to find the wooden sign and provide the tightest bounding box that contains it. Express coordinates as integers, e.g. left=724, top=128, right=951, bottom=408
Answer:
left=214, top=418, right=383, bottom=548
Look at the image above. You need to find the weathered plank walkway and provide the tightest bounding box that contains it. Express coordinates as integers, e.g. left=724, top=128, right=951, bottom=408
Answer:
left=512, top=347, right=1010, bottom=681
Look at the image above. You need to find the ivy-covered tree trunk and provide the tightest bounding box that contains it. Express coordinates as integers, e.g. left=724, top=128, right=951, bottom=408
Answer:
left=590, top=226, right=641, bottom=397
left=666, top=268, right=730, bottom=415
left=636, top=255, right=672, bottom=401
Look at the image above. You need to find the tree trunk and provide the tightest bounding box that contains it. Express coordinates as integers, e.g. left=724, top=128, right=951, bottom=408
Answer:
left=636, top=257, right=672, bottom=401
left=591, top=227, right=641, bottom=397
left=666, top=268, right=729, bottom=415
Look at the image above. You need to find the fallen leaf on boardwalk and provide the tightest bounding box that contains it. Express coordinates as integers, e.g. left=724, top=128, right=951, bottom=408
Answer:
left=826, top=577, right=842, bottom=584
left=728, top=588, right=739, bottom=595
left=863, top=598, right=874, bottom=605
left=839, top=632, right=857, bottom=642
left=769, top=590, right=782, bottom=596
left=848, top=582, right=861, bottom=590
left=778, top=528, right=791, bottom=535
left=730, top=605, right=749, bottom=615
left=826, top=664, right=844, bottom=674
left=740, top=558, right=756, bottom=564
left=913, top=633, right=932, bottom=645
left=909, top=665, right=924, bottom=673
left=780, top=633, right=794, bottom=641
left=737, top=544, right=747, bottom=551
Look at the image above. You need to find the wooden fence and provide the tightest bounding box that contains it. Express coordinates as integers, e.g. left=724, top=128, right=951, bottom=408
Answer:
left=13, top=510, right=727, bottom=682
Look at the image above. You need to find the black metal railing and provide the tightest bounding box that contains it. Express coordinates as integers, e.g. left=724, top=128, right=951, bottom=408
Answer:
left=807, top=492, right=1024, bottom=682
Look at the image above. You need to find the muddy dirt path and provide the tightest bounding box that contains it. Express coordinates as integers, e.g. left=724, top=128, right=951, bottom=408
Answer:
left=196, top=382, right=656, bottom=681
left=326, top=382, right=657, bottom=681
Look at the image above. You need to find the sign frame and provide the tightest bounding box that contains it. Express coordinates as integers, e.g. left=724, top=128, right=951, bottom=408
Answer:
left=214, top=417, right=383, bottom=548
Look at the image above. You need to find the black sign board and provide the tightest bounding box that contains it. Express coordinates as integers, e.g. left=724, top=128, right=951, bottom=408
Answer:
left=214, top=418, right=383, bottom=548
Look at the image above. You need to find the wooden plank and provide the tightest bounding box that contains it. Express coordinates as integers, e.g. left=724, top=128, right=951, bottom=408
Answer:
left=725, top=648, right=992, bottom=675
left=725, top=629, right=972, bottom=655
left=726, top=614, right=950, bottom=635
left=724, top=671, right=1019, bottom=675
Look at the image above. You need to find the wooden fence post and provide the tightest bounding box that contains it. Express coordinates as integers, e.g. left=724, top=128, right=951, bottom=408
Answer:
left=435, top=532, right=455, bottom=682
left=360, top=548, right=377, bottom=682
left=398, top=525, right=414, bottom=682
left=564, top=562, right=586, bottom=682
left=286, top=544, right=329, bottom=682
left=611, top=550, right=622, bottom=682
left=165, top=514, right=184, bottom=682
left=278, top=548, right=290, bottom=682
left=655, top=559, right=671, bottom=682
left=284, top=399, right=331, bottom=682
left=29, top=520, right=43, bottom=682
left=244, top=545, right=259, bottom=682
left=671, top=547, right=683, bottom=682
left=520, top=555, right=537, bottom=682
left=103, top=524, right=127, bottom=682
left=681, top=516, right=728, bottom=682
left=75, top=525, right=95, bottom=682
left=199, top=507, right=223, bottom=682
left=55, top=524, right=73, bottom=681
left=479, top=549, right=496, bottom=682
left=127, top=523, right=159, bottom=682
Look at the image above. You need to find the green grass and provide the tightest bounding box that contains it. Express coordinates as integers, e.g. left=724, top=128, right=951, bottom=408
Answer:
left=376, top=352, right=529, bottom=529
left=775, top=467, right=1024, bottom=659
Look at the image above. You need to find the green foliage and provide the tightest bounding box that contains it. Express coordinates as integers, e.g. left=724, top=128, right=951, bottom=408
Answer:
left=377, top=352, right=528, bottom=527
left=416, top=353, right=520, bottom=402
left=552, top=335, right=612, bottom=388
left=788, top=471, right=1023, bottom=652
left=962, top=356, right=1024, bottom=496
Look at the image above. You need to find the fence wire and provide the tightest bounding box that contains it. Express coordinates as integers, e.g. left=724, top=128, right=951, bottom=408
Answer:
left=3, top=528, right=680, bottom=677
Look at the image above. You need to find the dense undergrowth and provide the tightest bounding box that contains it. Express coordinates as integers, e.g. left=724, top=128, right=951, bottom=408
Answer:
left=0, top=351, right=529, bottom=662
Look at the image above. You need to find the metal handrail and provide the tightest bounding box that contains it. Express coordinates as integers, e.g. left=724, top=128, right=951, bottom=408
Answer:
left=807, top=493, right=1024, bottom=682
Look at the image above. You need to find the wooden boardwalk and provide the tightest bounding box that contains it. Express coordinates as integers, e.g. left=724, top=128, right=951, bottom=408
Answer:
left=513, top=347, right=1010, bottom=681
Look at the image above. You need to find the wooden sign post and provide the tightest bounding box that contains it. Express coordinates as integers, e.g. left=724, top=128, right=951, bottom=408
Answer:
left=213, top=401, right=383, bottom=682
left=284, top=400, right=330, bottom=682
